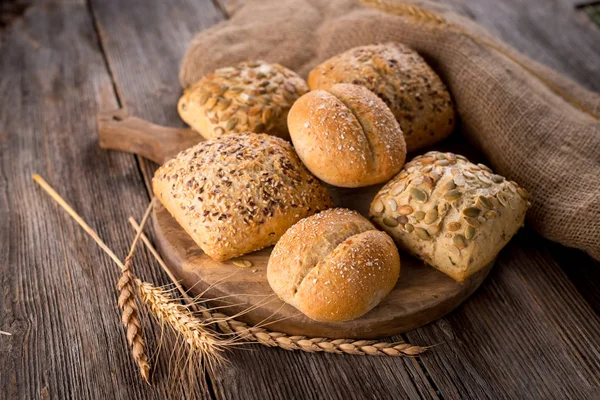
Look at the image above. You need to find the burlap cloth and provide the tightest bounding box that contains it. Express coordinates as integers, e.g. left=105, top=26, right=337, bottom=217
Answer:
left=179, top=0, right=600, bottom=260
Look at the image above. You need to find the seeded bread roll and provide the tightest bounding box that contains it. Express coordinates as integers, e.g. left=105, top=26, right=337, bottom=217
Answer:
left=307, top=43, right=455, bottom=152
left=178, top=61, right=308, bottom=140
left=153, top=133, right=333, bottom=261
left=287, top=83, right=406, bottom=188
left=370, top=151, right=530, bottom=282
left=268, top=208, right=400, bottom=322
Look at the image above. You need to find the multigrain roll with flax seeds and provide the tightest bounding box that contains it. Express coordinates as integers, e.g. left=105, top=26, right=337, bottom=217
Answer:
left=178, top=60, right=308, bottom=140
left=268, top=209, right=400, bottom=322
left=288, top=83, right=406, bottom=188
left=152, top=133, right=333, bottom=261
left=370, top=151, right=530, bottom=281
left=308, top=43, right=455, bottom=152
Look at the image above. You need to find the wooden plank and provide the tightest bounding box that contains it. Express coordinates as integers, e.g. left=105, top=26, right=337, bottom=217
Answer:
left=87, top=0, right=440, bottom=398
left=0, top=2, right=209, bottom=399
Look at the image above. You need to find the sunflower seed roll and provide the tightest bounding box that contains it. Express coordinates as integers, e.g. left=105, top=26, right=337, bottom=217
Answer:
left=370, top=151, right=530, bottom=281
left=178, top=60, right=308, bottom=140
left=153, top=133, right=333, bottom=261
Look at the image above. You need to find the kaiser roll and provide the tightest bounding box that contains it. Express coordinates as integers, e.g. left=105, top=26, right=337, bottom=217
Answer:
left=308, top=43, right=455, bottom=152
left=287, top=83, right=407, bottom=188
left=268, top=208, right=401, bottom=322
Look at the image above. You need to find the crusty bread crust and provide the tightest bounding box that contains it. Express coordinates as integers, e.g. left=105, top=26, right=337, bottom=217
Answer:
left=268, top=208, right=400, bottom=322
left=178, top=61, right=308, bottom=140
left=370, top=151, right=530, bottom=281
left=153, top=133, right=333, bottom=261
left=288, top=83, right=406, bottom=188
left=308, top=43, right=455, bottom=152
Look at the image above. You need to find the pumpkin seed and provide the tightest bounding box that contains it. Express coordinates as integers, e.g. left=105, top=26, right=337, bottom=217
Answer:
left=453, top=234, right=468, bottom=250
left=446, top=152, right=457, bottom=162
left=497, top=192, right=509, bottom=206
left=398, top=205, right=413, bottom=215
left=233, top=259, right=253, bottom=268
left=397, top=215, right=408, bottom=225
left=205, top=97, right=218, bottom=110
left=478, top=174, right=493, bottom=185
left=444, top=189, right=462, bottom=201
left=445, top=180, right=456, bottom=191
left=463, top=207, right=481, bottom=218
left=447, top=222, right=461, bottom=231
left=372, top=200, right=384, bottom=214
left=248, top=105, right=262, bottom=116
left=516, top=187, right=528, bottom=199
left=427, top=225, right=440, bottom=236
left=226, top=117, right=239, bottom=130
left=410, top=187, right=427, bottom=203
left=477, top=163, right=492, bottom=173
left=405, top=223, right=414, bottom=233
left=229, top=86, right=244, bottom=93
left=198, top=92, right=209, bottom=105
left=463, top=216, right=481, bottom=228
left=424, top=209, right=438, bottom=224
left=216, top=97, right=231, bottom=110
left=484, top=210, right=497, bottom=219
left=477, top=196, right=492, bottom=209
left=465, top=226, right=475, bottom=240
left=415, top=228, right=431, bottom=240
left=414, top=211, right=425, bottom=221
left=387, top=199, right=398, bottom=212
left=261, top=107, right=272, bottom=124
left=383, top=217, right=398, bottom=227
left=436, top=159, right=450, bottom=166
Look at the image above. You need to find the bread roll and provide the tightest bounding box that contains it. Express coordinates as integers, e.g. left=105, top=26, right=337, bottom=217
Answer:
left=308, top=43, right=455, bottom=152
left=268, top=208, right=400, bottom=322
left=370, top=151, right=530, bottom=281
left=178, top=61, right=308, bottom=140
left=287, top=83, right=406, bottom=188
left=153, top=133, right=332, bottom=261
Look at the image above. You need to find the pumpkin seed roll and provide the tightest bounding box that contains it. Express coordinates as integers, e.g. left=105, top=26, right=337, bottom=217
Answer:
left=178, top=60, right=308, bottom=140
left=370, top=151, right=530, bottom=281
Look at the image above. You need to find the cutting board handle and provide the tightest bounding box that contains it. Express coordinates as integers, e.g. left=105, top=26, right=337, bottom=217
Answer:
left=97, top=109, right=201, bottom=164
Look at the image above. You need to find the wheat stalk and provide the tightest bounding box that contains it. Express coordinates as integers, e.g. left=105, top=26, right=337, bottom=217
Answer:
left=32, top=174, right=151, bottom=382
left=359, top=0, right=599, bottom=120
left=129, top=217, right=429, bottom=357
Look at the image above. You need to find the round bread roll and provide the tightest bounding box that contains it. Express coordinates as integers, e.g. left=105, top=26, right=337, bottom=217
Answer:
left=307, top=43, right=455, bottom=152
left=178, top=60, right=308, bottom=140
left=370, top=151, right=530, bottom=282
left=287, top=83, right=407, bottom=188
left=268, top=208, right=401, bottom=322
left=153, top=133, right=333, bottom=262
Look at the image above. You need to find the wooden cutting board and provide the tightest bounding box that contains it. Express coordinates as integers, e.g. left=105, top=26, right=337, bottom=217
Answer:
left=98, top=109, right=493, bottom=339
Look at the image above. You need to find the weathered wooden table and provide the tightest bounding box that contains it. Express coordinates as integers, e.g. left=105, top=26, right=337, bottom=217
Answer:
left=2, top=0, right=600, bottom=399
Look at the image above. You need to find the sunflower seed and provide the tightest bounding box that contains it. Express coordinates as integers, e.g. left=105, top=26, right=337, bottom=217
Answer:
left=444, top=189, right=462, bottom=201
left=414, top=211, right=425, bottom=221
left=398, top=205, right=413, bottom=215
left=478, top=174, right=493, bottom=185
left=465, top=226, right=475, bottom=240
left=463, top=170, right=476, bottom=179
left=229, top=86, right=244, bottom=93
left=405, top=223, right=414, bottom=233
left=248, top=105, right=262, bottom=116
left=410, top=187, right=427, bottom=203
left=214, top=84, right=229, bottom=96
left=477, top=163, right=492, bottom=173
left=415, top=228, right=431, bottom=240
left=261, top=107, right=272, bottom=124
left=453, top=234, right=468, bottom=250
left=427, top=225, right=440, bottom=236
left=463, top=207, right=481, bottom=217
left=517, top=187, right=528, bottom=199
left=383, top=217, right=398, bottom=227
left=424, top=209, right=438, bottom=224
left=447, top=222, right=461, bottom=231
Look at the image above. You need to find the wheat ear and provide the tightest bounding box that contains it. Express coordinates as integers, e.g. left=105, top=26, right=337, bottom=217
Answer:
left=129, top=217, right=428, bottom=357
left=359, top=0, right=598, bottom=120
left=32, top=174, right=151, bottom=382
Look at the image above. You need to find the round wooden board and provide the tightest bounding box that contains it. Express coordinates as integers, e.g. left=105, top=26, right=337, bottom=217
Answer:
left=153, top=183, right=493, bottom=339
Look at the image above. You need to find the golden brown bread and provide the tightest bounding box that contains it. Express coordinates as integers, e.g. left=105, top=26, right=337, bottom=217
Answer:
left=287, top=83, right=406, bottom=188
left=268, top=208, right=401, bottom=322
left=153, top=133, right=333, bottom=261
left=178, top=60, right=308, bottom=140
left=370, top=151, right=530, bottom=281
left=308, top=43, right=455, bottom=152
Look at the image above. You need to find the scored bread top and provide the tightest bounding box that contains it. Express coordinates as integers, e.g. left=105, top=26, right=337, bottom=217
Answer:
left=287, top=83, right=406, bottom=187
left=268, top=208, right=400, bottom=322
left=153, top=133, right=332, bottom=261
left=308, top=43, right=455, bottom=152
left=178, top=60, right=308, bottom=140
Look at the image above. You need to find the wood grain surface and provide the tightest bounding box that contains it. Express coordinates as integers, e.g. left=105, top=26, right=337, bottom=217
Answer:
left=2, top=0, right=600, bottom=399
